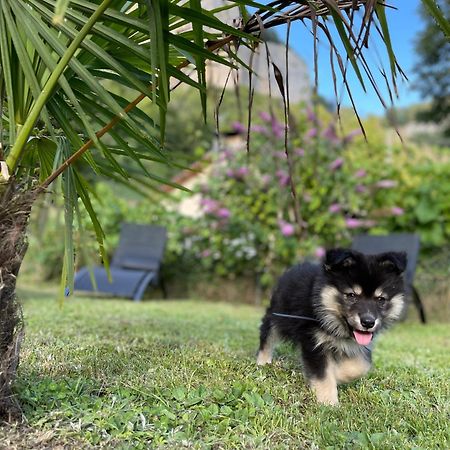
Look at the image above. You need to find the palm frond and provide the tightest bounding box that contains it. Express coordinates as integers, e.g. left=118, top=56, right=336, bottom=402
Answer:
left=421, top=0, right=450, bottom=37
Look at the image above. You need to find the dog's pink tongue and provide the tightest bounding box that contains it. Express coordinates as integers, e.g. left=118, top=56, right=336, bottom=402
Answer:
left=353, top=330, right=373, bottom=345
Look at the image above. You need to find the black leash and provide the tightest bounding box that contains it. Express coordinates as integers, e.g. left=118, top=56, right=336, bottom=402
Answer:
left=272, top=312, right=319, bottom=322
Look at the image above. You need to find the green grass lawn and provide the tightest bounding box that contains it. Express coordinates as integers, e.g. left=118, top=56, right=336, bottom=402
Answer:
left=2, top=297, right=449, bottom=449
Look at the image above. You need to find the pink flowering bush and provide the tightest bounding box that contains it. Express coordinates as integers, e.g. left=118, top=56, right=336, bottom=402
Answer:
left=176, top=108, right=442, bottom=287
left=56, top=110, right=446, bottom=291
left=25, top=104, right=449, bottom=290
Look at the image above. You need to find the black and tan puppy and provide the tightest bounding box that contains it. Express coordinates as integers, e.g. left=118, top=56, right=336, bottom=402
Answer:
left=257, top=249, right=407, bottom=405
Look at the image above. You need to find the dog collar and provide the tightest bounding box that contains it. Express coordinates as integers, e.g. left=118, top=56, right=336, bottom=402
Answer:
left=272, top=312, right=319, bottom=322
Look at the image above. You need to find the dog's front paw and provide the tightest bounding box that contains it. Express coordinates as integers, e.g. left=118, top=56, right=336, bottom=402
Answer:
left=316, top=391, right=339, bottom=406
left=256, top=350, right=272, bottom=365
left=310, top=378, right=339, bottom=406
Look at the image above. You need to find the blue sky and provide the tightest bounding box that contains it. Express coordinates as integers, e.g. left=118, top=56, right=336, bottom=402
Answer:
left=274, top=0, right=426, bottom=116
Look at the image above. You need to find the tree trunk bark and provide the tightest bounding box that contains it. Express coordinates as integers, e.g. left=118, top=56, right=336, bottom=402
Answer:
left=0, top=181, right=35, bottom=421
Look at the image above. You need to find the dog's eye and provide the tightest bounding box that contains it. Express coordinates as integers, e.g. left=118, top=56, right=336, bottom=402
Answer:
left=377, top=295, right=387, bottom=303
left=344, top=292, right=357, bottom=300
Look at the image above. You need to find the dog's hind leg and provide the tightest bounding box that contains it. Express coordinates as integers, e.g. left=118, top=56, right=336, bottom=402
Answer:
left=257, top=315, right=279, bottom=365
left=334, top=356, right=371, bottom=384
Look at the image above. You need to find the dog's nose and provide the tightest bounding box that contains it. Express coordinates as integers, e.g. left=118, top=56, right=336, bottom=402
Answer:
left=360, top=315, right=376, bottom=329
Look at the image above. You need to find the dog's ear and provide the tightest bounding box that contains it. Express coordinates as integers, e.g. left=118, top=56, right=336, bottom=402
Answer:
left=377, top=252, right=407, bottom=274
left=324, top=248, right=358, bottom=272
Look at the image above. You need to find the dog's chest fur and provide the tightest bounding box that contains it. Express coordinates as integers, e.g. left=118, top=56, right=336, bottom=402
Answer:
left=313, top=328, right=372, bottom=361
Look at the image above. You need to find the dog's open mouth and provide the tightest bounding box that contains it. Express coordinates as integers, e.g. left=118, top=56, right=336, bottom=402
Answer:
left=353, top=330, right=373, bottom=345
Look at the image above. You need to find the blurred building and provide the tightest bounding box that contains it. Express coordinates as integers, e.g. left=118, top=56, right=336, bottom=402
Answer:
left=201, top=0, right=312, bottom=105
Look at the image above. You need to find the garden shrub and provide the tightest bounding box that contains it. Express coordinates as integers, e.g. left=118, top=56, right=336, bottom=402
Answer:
left=175, top=110, right=449, bottom=287
left=24, top=110, right=449, bottom=293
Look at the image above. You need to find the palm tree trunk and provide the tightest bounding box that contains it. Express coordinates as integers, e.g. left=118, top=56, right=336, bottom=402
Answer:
left=0, top=181, right=35, bottom=421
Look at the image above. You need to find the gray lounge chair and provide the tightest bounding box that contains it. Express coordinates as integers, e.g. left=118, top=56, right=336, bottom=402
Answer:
left=74, top=223, right=167, bottom=301
left=351, top=233, right=426, bottom=323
